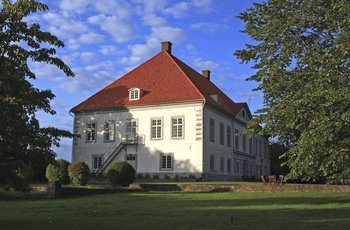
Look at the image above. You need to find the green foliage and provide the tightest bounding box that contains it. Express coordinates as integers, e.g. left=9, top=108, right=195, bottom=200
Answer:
left=107, top=161, right=135, bottom=187
left=0, top=0, right=75, bottom=191
left=269, top=142, right=290, bottom=177
left=68, top=161, right=90, bottom=186
left=45, top=159, right=70, bottom=185
left=17, top=165, right=34, bottom=183
left=235, top=0, right=350, bottom=182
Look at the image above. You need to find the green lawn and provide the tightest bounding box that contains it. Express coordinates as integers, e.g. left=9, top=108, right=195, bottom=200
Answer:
left=1, top=191, right=349, bottom=230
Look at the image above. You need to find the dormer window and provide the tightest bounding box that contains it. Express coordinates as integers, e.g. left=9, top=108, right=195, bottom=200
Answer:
left=129, top=88, right=141, bottom=101
left=210, top=93, right=222, bottom=104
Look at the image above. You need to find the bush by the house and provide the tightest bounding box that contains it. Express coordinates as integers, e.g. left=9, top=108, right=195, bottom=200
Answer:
left=68, top=161, right=91, bottom=186
left=107, top=161, right=135, bottom=187
left=45, top=159, right=71, bottom=185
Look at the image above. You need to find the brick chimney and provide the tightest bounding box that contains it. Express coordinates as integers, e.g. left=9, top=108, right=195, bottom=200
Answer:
left=202, top=70, right=211, bottom=81
left=161, top=41, right=172, bottom=54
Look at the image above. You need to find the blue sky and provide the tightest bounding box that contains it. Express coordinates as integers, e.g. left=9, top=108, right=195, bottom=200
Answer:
left=27, top=0, right=264, bottom=161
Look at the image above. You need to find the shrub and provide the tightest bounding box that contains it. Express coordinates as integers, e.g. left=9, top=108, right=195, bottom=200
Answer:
left=45, top=159, right=71, bottom=185
left=136, top=173, right=144, bottom=179
left=107, top=161, right=135, bottom=187
left=152, top=173, right=159, bottom=179
left=144, top=173, right=151, bottom=180
left=68, top=161, right=91, bottom=186
left=164, top=174, right=170, bottom=180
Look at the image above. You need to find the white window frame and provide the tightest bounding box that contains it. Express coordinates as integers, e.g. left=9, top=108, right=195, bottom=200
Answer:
left=227, top=158, right=232, bottom=174
left=129, top=88, right=140, bottom=100
left=227, top=126, right=231, bottom=147
left=92, top=155, right=103, bottom=171
left=209, top=118, right=215, bottom=142
left=86, top=122, right=96, bottom=142
left=151, top=118, right=163, bottom=140
left=104, top=121, right=115, bottom=142
left=220, top=157, right=225, bottom=173
left=219, top=123, right=224, bottom=145
left=160, top=153, right=173, bottom=171
left=126, top=119, right=138, bottom=141
left=243, top=134, right=247, bottom=152
left=235, top=129, right=239, bottom=150
left=171, top=116, right=184, bottom=139
left=210, top=155, right=215, bottom=172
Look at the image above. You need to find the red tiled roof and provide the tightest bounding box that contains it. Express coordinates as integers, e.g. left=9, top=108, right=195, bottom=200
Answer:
left=70, top=49, right=246, bottom=117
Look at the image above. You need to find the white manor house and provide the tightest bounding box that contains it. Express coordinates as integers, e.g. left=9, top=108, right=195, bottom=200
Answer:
left=70, top=42, right=270, bottom=180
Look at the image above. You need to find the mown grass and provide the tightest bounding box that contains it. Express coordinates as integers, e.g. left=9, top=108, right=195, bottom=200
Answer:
left=1, top=190, right=349, bottom=230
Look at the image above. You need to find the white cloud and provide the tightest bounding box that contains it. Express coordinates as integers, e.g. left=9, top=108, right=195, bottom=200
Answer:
left=42, top=12, right=89, bottom=39
left=88, top=14, right=135, bottom=43
left=191, top=0, right=215, bottom=13
left=59, top=0, right=92, bottom=13
left=58, top=61, right=117, bottom=93
left=118, top=26, right=186, bottom=66
left=190, top=22, right=230, bottom=34
left=142, top=14, right=168, bottom=27
left=78, top=32, right=104, bottom=44
left=132, top=0, right=168, bottom=14
left=80, top=52, right=97, bottom=63
left=93, top=0, right=132, bottom=17
left=193, top=57, right=219, bottom=71
left=164, top=2, right=189, bottom=18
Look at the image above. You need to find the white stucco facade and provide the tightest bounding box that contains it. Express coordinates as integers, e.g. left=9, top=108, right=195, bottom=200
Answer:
left=72, top=100, right=270, bottom=180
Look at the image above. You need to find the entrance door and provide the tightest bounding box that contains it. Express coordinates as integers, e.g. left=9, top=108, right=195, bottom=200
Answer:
left=126, top=154, right=137, bottom=171
left=243, top=160, right=248, bottom=179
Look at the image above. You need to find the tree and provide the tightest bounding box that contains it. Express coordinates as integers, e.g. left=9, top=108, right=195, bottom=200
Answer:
left=269, top=142, right=290, bottom=177
left=0, top=0, right=74, bottom=191
left=46, top=159, right=71, bottom=185
left=235, top=0, right=350, bottom=182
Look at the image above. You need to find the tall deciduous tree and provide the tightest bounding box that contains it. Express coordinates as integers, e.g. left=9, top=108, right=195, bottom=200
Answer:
left=235, top=0, right=350, bottom=183
left=0, top=0, right=74, bottom=191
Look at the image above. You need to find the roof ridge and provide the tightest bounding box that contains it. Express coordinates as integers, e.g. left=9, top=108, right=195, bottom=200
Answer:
left=162, top=50, right=206, bottom=100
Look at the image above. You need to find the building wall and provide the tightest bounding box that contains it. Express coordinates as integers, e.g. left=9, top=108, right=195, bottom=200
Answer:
left=72, top=102, right=204, bottom=178
left=202, top=105, right=234, bottom=180
left=202, top=105, right=270, bottom=181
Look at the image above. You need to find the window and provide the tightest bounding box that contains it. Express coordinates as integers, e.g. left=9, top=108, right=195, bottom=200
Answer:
left=243, top=134, right=247, bottom=152
left=126, top=119, right=138, bottom=141
left=104, top=121, right=114, bottom=141
left=86, top=122, right=96, bottom=142
left=209, top=118, right=215, bottom=142
left=264, top=142, right=267, bottom=158
left=93, top=155, right=103, bottom=170
left=126, top=154, right=136, bottom=161
left=235, top=129, right=239, bottom=149
left=220, top=157, right=225, bottom=172
left=249, top=138, right=253, bottom=154
left=151, top=118, right=162, bottom=139
left=219, top=123, right=224, bottom=145
left=210, top=155, right=215, bottom=171
left=227, top=159, right=232, bottom=174
left=160, top=153, right=173, bottom=170
left=227, top=126, right=231, bottom=147
left=259, top=140, right=262, bottom=157
left=255, top=138, right=258, bottom=155
left=172, top=117, right=184, bottom=138
left=236, top=161, right=240, bottom=174
left=129, top=88, right=140, bottom=100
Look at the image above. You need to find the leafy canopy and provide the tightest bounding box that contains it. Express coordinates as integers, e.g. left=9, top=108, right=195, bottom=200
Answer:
left=0, top=0, right=74, bottom=191
left=235, top=0, right=350, bottom=182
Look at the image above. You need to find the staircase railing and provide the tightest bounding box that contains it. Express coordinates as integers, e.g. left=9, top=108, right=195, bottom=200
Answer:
left=96, top=139, right=123, bottom=174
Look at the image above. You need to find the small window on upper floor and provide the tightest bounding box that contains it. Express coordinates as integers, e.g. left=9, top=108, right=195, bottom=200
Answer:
left=129, top=88, right=141, bottom=100
left=210, top=93, right=221, bottom=104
